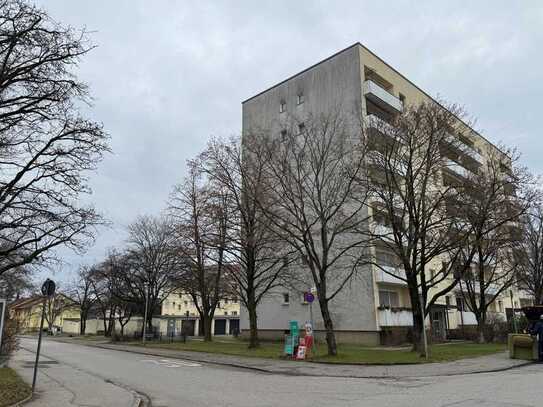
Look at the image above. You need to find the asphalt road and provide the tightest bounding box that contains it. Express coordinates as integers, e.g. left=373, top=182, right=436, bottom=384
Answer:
left=14, top=337, right=543, bottom=407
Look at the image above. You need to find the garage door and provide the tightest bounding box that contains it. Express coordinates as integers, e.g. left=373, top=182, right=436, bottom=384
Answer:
left=214, top=319, right=226, bottom=335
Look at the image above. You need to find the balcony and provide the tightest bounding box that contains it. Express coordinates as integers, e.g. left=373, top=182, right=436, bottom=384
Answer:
left=375, top=265, right=407, bottom=285
left=363, top=80, right=403, bottom=113
left=444, top=159, right=474, bottom=179
left=456, top=281, right=499, bottom=296
left=378, top=308, right=413, bottom=327
left=444, top=134, right=484, bottom=165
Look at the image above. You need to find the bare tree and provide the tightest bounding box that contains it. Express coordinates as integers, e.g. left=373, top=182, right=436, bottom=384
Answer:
left=43, top=292, right=75, bottom=333
left=169, top=165, right=231, bottom=342
left=455, top=149, right=537, bottom=342
left=257, top=110, right=371, bottom=356
left=0, top=266, right=33, bottom=301
left=89, top=263, right=117, bottom=337
left=365, top=101, right=483, bottom=356
left=110, top=217, right=183, bottom=335
left=195, top=136, right=288, bottom=348
left=517, top=201, right=543, bottom=304
left=0, top=0, right=110, bottom=277
left=70, top=266, right=97, bottom=335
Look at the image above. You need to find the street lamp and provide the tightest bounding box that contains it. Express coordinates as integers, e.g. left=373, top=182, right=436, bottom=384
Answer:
left=142, top=282, right=149, bottom=345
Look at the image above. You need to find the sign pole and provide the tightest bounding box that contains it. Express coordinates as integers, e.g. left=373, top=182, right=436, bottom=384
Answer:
left=32, top=278, right=56, bottom=394
left=143, top=282, right=149, bottom=344
left=32, top=297, right=47, bottom=393
left=0, top=299, right=6, bottom=354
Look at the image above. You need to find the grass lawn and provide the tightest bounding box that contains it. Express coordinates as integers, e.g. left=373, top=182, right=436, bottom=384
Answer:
left=0, top=368, right=31, bottom=407
left=128, top=339, right=506, bottom=364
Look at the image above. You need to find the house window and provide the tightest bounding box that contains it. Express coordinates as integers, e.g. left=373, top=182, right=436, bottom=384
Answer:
left=280, top=129, right=287, bottom=142
left=379, top=290, right=399, bottom=308
left=231, top=311, right=238, bottom=316
left=178, top=304, right=181, bottom=311
left=225, top=299, right=228, bottom=304
left=279, top=101, right=286, bottom=113
left=184, top=301, right=188, bottom=306
left=224, top=311, right=228, bottom=316
left=282, top=293, right=290, bottom=305
left=298, top=123, right=305, bottom=135
left=297, top=93, right=304, bottom=105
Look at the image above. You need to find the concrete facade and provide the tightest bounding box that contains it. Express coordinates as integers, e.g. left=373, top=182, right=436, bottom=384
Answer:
left=240, top=43, right=532, bottom=345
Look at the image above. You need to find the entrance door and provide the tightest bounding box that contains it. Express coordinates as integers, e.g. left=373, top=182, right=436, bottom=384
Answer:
left=214, top=319, right=226, bottom=335
left=431, top=309, right=446, bottom=340
left=229, top=319, right=240, bottom=335
left=166, top=319, right=176, bottom=337
left=181, top=319, right=195, bottom=336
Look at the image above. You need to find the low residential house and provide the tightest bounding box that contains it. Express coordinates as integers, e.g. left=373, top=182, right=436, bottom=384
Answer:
left=160, top=292, right=240, bottom=337
left=9, top=294, right=80, bottom=334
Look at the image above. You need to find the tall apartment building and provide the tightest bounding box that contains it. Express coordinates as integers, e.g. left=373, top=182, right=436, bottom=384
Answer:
left=240, top=43, right=532, bottom=345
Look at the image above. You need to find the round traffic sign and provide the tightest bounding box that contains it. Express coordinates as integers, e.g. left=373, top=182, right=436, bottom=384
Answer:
left=304, top=292, right=315, bottom=303
left=41, top=279, right=56, bottom=297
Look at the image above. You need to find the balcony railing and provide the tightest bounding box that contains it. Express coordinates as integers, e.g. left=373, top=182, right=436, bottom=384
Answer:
left=444, top=134, right=484, bottom=164
left=375, top=265, right=407, bottom=285
left=378, top=308, right=413, bottom=327
left=363, top=80, right=403, bottom=113
left=444, top=159, right=474, bottom=179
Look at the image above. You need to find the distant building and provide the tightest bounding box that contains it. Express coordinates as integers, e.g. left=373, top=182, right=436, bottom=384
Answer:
left=241, top=42, right=532, bottom=345
left=9, top=294, right=80, bottom=334
left=160, top=292, right=240, bottom=337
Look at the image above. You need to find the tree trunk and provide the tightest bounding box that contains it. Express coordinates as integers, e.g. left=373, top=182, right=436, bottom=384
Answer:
left=476, top=311, right=486, bottom=344
left=409, top=289, right=428, bottom=357
left=318, top=298, right=337, bottom=356
left=80, top=312, right=87, bottom=335
left=203, top=314, right=213, bottom=342
left=247, top=293, right=259, bottom=348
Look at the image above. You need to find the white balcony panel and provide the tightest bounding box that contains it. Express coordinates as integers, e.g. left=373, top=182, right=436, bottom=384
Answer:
left=444, top=134, right=484, bottom=165
left=458, top=311, right=477, bottom=325
left=363, top=80, right=403, bottom=112
left=375, top=265, right=407, bottom=285
left=378, top=309, right=413, bottom=327
left=444, top=159, right=474, bottom=179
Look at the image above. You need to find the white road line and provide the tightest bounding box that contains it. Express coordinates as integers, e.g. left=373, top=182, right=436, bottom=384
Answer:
left=140, top=359, right=201, bottom=368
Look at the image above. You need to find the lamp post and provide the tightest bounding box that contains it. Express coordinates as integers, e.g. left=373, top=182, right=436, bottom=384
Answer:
left=142, top=282, right=149, bottom=344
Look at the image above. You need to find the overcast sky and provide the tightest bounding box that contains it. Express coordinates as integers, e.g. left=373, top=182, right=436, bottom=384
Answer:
left=34, top=0, right=543, bottom=283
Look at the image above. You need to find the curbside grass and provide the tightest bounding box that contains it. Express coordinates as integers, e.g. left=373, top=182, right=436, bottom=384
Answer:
left=0, top=367, right=31, bottom=407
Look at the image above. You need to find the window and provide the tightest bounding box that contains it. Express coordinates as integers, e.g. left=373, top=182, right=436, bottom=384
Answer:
left=379, top=290, right=399, bottom=308
left=224, top=311, right=228, bottom=316
left=280, top=129, right=287, bottom=142
left=184, top=301, right=188, bottom=306
left=225, top=299, right=229, bottom=304
left=279, top=101, right=286, bottom=113
left=498, top=300, right=504, bottom=313
left=282, top=293, right=290, bottom=305
left=231, top=311, right=238, bottom=316
left=217, top=302, right=221, bottom=309
left=297, top=93, right=304, bottom=105
left=172, top=302, right=176, bottom=307
left=298, top=123, right=305, bottom=134
left=178, top=304, right=181, bottom=311
left=456, top=297, right=465, bottom=310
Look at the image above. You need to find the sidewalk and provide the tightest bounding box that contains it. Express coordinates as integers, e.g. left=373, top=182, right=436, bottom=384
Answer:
left=50, top=337, right=532, bottom=379
left=9, top=347, right=145, bottom=407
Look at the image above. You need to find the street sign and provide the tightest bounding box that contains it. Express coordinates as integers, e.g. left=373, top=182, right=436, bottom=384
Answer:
left=304, top=292, right=315, bottom=303
left=41, top=279, right=56, bottom=297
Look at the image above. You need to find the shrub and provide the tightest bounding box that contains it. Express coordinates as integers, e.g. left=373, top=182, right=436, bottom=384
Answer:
left=1, top=314, right=19, bottom=357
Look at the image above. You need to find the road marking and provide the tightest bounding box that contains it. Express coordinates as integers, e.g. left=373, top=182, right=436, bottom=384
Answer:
left=140, top=358, right=201, bottom=368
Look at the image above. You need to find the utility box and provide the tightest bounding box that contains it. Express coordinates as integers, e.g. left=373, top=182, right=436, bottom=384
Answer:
left=508, top=334, right=538, bottom=360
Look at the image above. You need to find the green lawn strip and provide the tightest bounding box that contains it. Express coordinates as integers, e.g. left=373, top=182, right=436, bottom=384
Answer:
left=0, top=368, right=31, bottom=407
left=128, top=340, right=505, bottom=364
